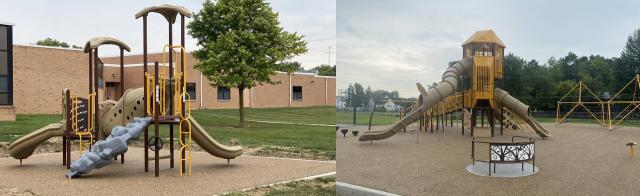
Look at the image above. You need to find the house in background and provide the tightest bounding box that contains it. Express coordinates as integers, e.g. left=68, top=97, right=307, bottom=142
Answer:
left=384, top=99, right=399, bottom=112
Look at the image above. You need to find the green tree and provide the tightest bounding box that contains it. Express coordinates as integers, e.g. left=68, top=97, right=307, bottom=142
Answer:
left=36, top=38, right=70, bottom=48
left=353, top=83, right=366, bottom=107
left=278, top=61, right=304, bottom=73
left=619, top=29, right=640, bottom=89
left=311, top=64, right=336, bottom=76
left=188, top=0, right=308, bottom=127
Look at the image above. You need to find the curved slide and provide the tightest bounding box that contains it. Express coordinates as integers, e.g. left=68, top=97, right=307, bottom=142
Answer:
left=494, top=88, right=550, bottom=138
left=359, top=59, right=472, bottom=141
left=8, top=123, right=64, bottom=160
left=189, top=118, right=243, bottom=159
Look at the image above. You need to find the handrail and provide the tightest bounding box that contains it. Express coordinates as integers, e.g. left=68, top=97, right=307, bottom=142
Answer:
left=161, top=44, right=192, bottom=176
left=70, top=93, right=95, bottom=153
left=159, top=73, right=167, bottom=115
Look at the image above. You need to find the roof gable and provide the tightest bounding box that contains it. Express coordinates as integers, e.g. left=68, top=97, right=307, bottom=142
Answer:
left=461, top=29, right=505, bottom=48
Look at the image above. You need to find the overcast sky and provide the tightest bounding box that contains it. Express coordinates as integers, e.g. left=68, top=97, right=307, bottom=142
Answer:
left=0, top=0, right=335, bottom=69
left=338, top=0, right=640, bottom=98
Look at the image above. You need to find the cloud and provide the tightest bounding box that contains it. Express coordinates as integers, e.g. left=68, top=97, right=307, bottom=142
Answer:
left=0, top=0, right=335, bottom=69
left=338, top=0, right=640, bottom=97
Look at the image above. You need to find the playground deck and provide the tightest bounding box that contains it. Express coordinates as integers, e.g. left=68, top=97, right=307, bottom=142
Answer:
left=337, top=123, right=640, bottom=195
left=0, top=148, right=335, bottom=195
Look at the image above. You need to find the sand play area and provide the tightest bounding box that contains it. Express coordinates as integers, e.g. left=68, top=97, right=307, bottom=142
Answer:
left=337, top=123, right=640, bottom=195
left=0, top=148, right=335, bottom=195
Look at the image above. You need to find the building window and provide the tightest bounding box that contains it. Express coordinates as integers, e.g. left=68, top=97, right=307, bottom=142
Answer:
left=217, top=87, right=230, bottom=100
left=186, top=83, right=196, bottom=100
left=0, top=25, right=11, bottom=105
left=292, top=86, right=302, bottom=100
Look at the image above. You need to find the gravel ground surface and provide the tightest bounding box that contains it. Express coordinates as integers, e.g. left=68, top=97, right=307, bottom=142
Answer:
left=0, top=148, right=335, bottom=195
left=337, top=123, right=640, bottom=195
left=0, top=139, right=334, bottom=161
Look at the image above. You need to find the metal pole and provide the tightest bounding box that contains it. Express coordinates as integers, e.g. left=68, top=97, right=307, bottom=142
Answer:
left=94, top=48, right=100, bottom=142
left=430, top=109, right=433, bottom=133
left=88, top=50, right=93, bottom=144
left=180, top=14, right=186, bottom=173
left=168, top=19, right=175, bottom=169
left=489, top=108, right=494, bottom=137
left=471, top=108, right=475, bottom=136
left=143, top=15, right=149, bottom=173
left=120, top=48, right=125, bottom=163
left=154, top=61, right=160, bottom=177
left=65, top=89, right=71, bottom=169
left=352, top=90, right=356, bottom=125
left=461, top=76, right=464, bottom=135
left=368, top=103, right=375, bottom=131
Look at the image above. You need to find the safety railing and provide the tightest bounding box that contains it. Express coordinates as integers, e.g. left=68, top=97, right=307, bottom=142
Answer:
left=178, top=92, right=192, bottom=176
left=472, top=56, right=495, bottom=105
left=162, top=44, right=192, bottom=176
left=495, top=58, right=503, bottom=79
left=471, top=136, right=535, bottom=176
left=71, top=93, right=95, bottom=153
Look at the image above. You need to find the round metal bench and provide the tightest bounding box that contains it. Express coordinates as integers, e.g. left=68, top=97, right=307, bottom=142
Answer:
left=471, top=136, right=535, bottom=176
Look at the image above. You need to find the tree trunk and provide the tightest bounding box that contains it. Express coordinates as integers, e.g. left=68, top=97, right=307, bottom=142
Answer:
left=238, top=87, right=245, bottom=128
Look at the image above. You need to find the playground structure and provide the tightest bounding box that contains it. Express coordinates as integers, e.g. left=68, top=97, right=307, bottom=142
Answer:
left=7, top=4, right=243, bottom=178
left=359, top=29, right=550, bottom=142
left=135, top=4, right=194, bottom=177
left=556, top=74, right=640, bottom=130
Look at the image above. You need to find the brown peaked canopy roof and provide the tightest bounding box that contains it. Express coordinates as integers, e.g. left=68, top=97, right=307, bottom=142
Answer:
left=135, top=4, right=192, bottom=23
left=461, top=29, right=506, bottom=48
left=83, top=37, right=131, bottom=53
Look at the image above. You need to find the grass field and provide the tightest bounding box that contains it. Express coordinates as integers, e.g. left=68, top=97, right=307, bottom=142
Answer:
left=0, top=106, right=336, bottom=158
left=224, top=176, right=335, bottom=196
left=336, top=111, right=400, bottom=126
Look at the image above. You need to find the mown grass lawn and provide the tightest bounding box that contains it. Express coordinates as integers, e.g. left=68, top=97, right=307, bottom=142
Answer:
left=0, top=106, right=336, bottom=158
left=0, top=114, right=61, bottom=142
left=336, top=111, right=400, bottom=126
left=224, top=176, right=335, bottom=196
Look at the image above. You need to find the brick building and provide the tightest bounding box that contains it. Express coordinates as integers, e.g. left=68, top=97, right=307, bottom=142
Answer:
left=0, top=23, right=335, bottom=119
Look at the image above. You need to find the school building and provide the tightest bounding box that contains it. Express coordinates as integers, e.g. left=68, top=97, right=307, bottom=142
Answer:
left=0, top=22, right=336, bottom=120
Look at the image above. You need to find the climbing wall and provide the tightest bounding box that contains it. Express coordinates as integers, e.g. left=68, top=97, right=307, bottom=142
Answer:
left=99, top=88, right=147, bottom=138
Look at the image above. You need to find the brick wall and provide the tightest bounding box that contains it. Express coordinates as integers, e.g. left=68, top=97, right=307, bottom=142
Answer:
left=11, top=47, right=335, bottom=114
left=13, top=45, right=88, bottom=114
left=102, top=53, right=336, bottom=109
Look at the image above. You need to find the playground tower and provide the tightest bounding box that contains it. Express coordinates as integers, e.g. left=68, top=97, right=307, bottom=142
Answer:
left=135, top=4, right=193, bottom=177
left=461, top=29, right=505, bottom=136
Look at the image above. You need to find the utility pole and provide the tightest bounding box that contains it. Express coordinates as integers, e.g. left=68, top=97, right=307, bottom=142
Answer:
left=327, top=46, right=335, bottom=66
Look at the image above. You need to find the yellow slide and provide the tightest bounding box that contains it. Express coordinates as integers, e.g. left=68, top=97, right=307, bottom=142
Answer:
left=189, top=118, right=243, bottom=159
left=8, top=123, right=64, bottom=159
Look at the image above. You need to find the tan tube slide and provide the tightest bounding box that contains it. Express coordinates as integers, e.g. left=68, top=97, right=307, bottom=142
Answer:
left=359, top=59, right=472, bottom=141
left=494, top=88, right=550, bottom=138
left=189, top=118, right=243, bottom=159
left=8, top=123, right=64, bottom=159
